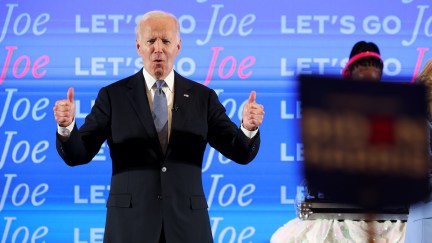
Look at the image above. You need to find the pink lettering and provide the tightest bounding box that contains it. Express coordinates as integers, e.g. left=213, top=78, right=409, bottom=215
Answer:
left=205, top=46, right=256, bottom=85
left=13, top=55, right=30, bottom=78
left=0, top=46, right=16, bottom=84
left=218, top=56, right=236, bottom=79
left=32, top=56, right=49, bottom=78
left=238, top=56, right=255, bottom=79
left=412, top=47, right=429, bottom=83
left=205, top=46, right=224, bottom=85
left=0, top=46, right=50, bottom=84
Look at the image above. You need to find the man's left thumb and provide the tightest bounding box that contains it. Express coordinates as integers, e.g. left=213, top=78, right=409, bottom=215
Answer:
left=248, top=91, right=256, bottom=103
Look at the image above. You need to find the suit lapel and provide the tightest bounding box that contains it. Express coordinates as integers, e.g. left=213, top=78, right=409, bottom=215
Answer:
left=126, top=70, right=158, bottom=142
left=125, top=70, right=194, bottom=156
left=167, top=72, right=193, bottom=154
left=172, top=72, right=193, bottom=128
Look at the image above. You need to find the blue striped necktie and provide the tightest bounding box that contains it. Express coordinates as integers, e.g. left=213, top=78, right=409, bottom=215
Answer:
left=152, top=80, right=168, bottom=153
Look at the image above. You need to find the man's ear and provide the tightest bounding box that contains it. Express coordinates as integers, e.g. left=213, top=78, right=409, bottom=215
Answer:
left=136, top=40, right=141, bottom=53
left=176, top=39, right=182, bottom=55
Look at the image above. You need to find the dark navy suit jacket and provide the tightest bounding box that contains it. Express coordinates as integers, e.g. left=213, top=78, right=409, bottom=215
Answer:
left=56, top=70, right=260, bottom=243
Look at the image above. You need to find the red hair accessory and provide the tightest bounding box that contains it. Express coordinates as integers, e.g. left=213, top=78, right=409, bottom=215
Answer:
left=342, top=51, right=382, bottom=79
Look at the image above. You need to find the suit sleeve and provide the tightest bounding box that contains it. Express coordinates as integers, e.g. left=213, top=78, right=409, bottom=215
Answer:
left=206, top=89, right=260, bottom=164
left=56, top=87, right=111, bottom=166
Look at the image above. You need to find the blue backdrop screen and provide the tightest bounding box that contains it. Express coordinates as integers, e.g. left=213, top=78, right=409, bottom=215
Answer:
left=1, top=0, right=431, bottom=242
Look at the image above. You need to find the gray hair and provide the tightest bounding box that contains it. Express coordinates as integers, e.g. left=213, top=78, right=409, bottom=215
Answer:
left=135, top=10, right=180, bottom=41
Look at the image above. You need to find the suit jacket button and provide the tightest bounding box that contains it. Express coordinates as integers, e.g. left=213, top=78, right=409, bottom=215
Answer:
left=161, top=167, right=167, bottom=172
left=157, top=195, right=163, bottom=200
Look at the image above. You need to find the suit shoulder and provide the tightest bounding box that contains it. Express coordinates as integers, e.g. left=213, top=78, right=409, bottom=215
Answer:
left=177, top=73, right=214, bottom=93
left=108, top=72, right=139, bottom=88
left=100, top=71, right=142, bottom=92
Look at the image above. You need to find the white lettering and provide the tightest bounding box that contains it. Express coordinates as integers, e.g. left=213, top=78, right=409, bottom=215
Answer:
left=0, top=89, right=50, bottom=128
left=1, top=217, right=48, bottom=243
left=75, top=57, right=134, bottom=76
left=280, top=186, right=295, bottom=204
left=0, top=131, right=49, bottom=169
left=74, top=185, right=110, bottom=204
left=402, top=5, right=429, bottom=46
left=281, top=100, right=301, bottom=119
left=75, top=14, right=132, bottom=33
left=280, top=143, right=295, bottom=162
left=0, top=4, right=49, bottom=43
left=211, top=217, right=255, bottom=243
left=0, top=174, right=49, bottom=212
left=207, top=174, right=255, bottom=208
left=196, top=4, right=255, bottom=45
left=74, top=228, right=104, bottom=243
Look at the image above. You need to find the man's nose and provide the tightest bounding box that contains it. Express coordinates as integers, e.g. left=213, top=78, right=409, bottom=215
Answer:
left=154, top=39, right=163, bottom=52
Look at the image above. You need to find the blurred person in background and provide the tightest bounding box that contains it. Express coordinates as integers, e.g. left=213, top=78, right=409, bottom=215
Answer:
left=271, top=41, right=406, bottom=243
left=342, top=40, right=383, bottom=81
left=405, top=58, right=432, bottom=243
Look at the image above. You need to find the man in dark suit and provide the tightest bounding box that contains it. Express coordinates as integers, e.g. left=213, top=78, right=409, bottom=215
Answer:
left=53, top=10, right=264, bottom=243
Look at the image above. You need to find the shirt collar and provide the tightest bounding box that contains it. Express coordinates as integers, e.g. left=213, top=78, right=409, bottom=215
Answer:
left=143, top=68, right=174, bottom=92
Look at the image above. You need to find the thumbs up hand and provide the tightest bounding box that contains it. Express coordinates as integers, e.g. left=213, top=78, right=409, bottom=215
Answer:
left=242, top=91, right=264, bottom=131
left=53, top=87, right=76, bottom=127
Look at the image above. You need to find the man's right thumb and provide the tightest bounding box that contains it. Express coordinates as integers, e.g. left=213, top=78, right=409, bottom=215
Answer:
left=67, top=87, right=74, bottom=103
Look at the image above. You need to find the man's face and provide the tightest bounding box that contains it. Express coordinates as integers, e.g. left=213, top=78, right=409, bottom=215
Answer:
left=136, top=17, right=181, bottom=80
left=351, top=66, right=382, bottom=81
